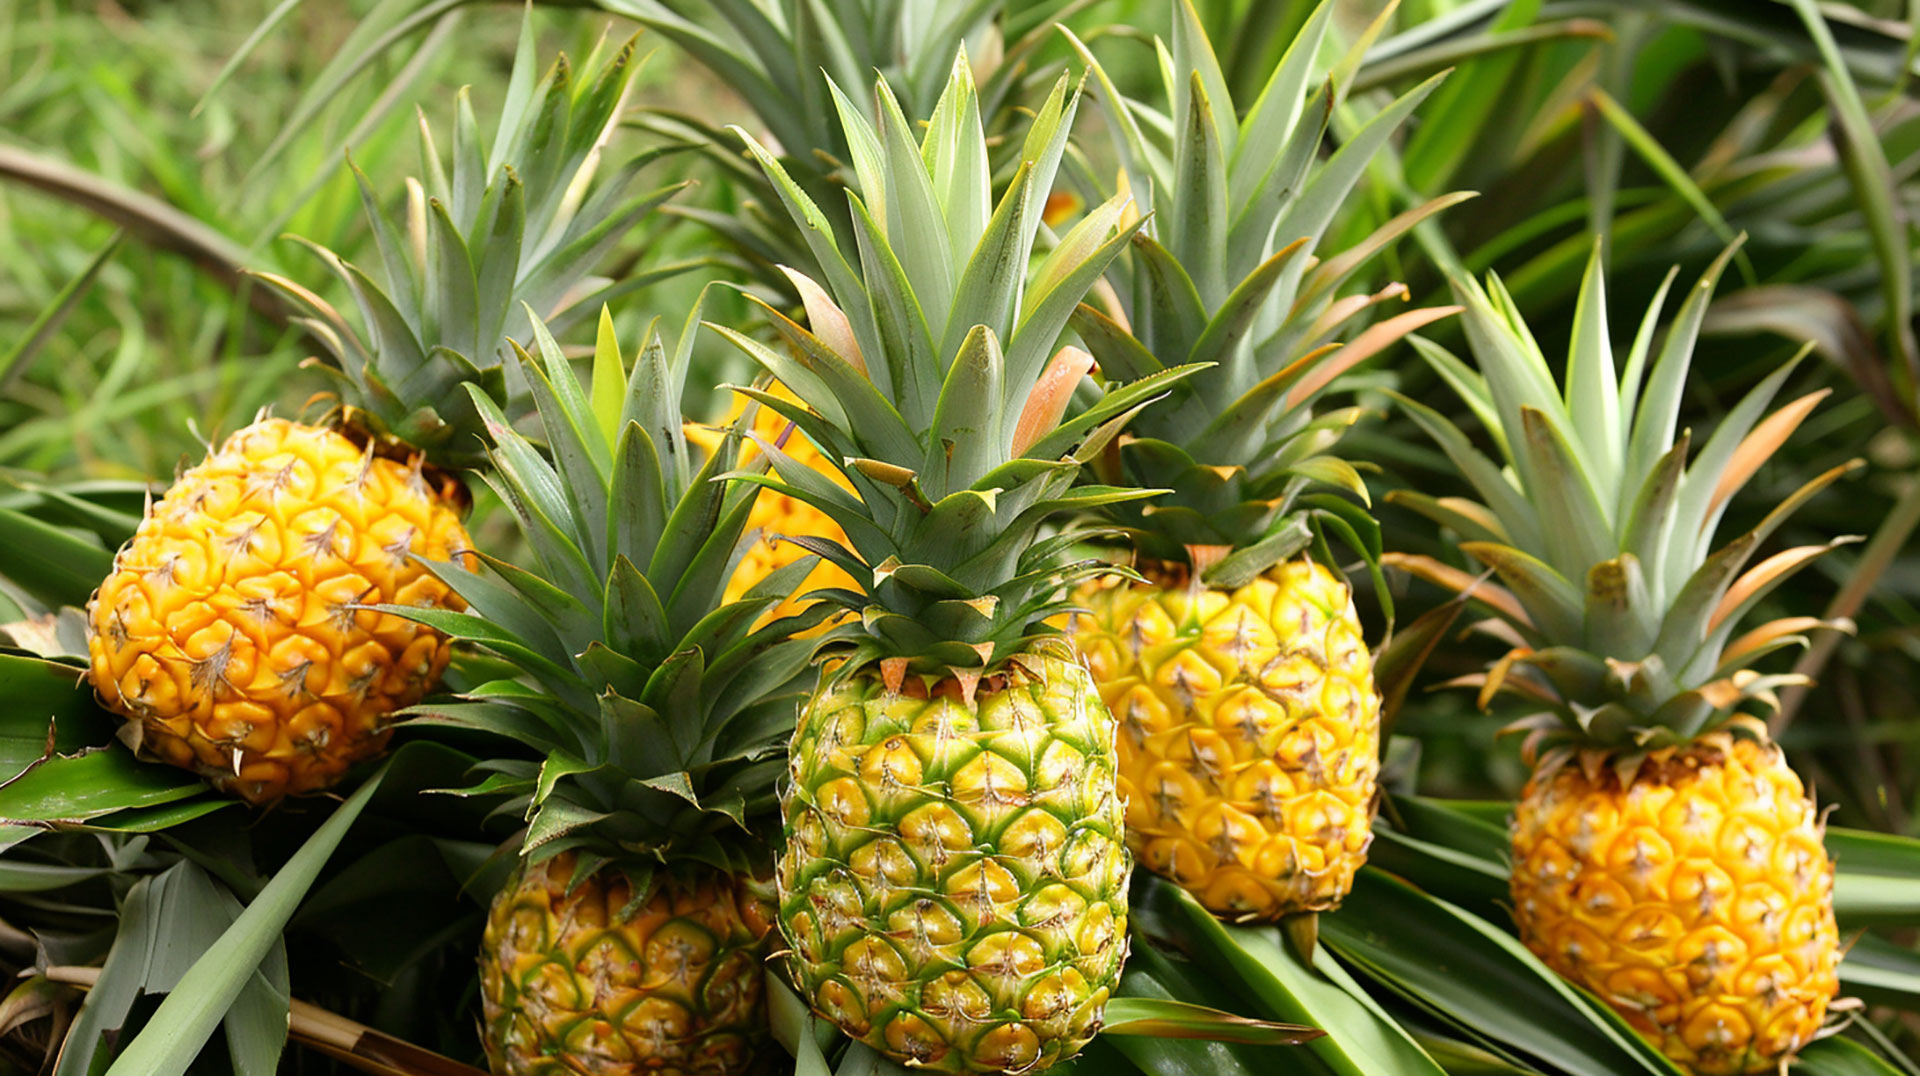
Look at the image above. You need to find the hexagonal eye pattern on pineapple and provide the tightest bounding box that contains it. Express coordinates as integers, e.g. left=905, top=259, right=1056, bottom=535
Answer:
left=88, top=418, right=471, bottom=804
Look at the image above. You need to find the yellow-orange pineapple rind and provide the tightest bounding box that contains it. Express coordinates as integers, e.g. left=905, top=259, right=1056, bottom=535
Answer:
left=1070, top=560, right=1381, bottom=921
left=1510, top=732, right=1840, bottom=1075
left=479, top=853, right=776, bottom=1076
left=85, top=418, right=472, bottom=804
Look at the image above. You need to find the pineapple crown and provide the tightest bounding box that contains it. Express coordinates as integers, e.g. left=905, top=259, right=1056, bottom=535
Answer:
left=398, top=301, right=829, bottom=887
left=624, top=0, right=1054, bottom=285
left=1387, top=239, right=1860, bottom=755
left=627, top=0, right=1028, bottom=182
left=1063, top=0, right=1464, bottom=586
left=257, top=23, right=685, bottom=471
left=710, top=53, right=1197, bottom=675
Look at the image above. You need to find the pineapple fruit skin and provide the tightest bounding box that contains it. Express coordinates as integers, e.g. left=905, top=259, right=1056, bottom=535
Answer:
left=1510, top=732, right=1839, bottom=1074
left=777, top=641, right=1131, bottom=1073
left=1071, top=560, right=1379, bottom=920
left=86, top=418, right=470, bottom=804
left=480, top=854, right=777, bottom=1076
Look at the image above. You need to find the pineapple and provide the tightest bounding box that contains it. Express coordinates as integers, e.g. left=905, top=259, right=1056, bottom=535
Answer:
left=87, top=417, right=472, bottom=802
left=1387, top=242, right=1849, bottom=1074
left=482, top=852, right=776, bottom=1075
left=1072, top=563, right=1380, bottom=922
left=714, top=54, right=1188, bottom=1071
left=405, top=307, right=828, bottom=1075
left=1061, top=1, right=1462, bottom=922
left=85, top=32, right=672, bottom=804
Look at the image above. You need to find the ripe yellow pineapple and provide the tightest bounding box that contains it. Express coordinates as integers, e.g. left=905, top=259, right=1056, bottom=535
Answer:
left=1388, top=242, right=1848, bottom=1073
left=1510, top=730, right=1837, bottom=1071
left=1074, top=560, right=1378, bottom=918
left=1062, top=1, right=1457, bottom=921
left=88, top=418, right=471, bottom=803
left=480, top=854, right=776, bottom=1076
left=84, top=35, right=662, bottom=804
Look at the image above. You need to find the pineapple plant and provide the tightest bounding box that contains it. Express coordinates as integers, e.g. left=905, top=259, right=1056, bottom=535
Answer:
left=402, top=306, right=829, bottom=1074
left=713, top=54, right=1195, bottom=1072
left=1387, top=242, right=1849, bottom=1074
left=84, top=32, right=677, bottom=804
left=1060, top=1, right=1462, bottom=923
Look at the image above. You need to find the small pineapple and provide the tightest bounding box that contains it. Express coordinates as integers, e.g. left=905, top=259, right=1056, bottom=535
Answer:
left=1063, top=0, right=1460, bottom=921
left=86, top=31, right=670, bottom=804
left=408, top=308, right=828, bottom=1075
left=1388, top=242, right=1848, bottom=1074
left=717, top=54, right=1185, bottom=1071
left=480, top=853, right=776, bottom=1075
